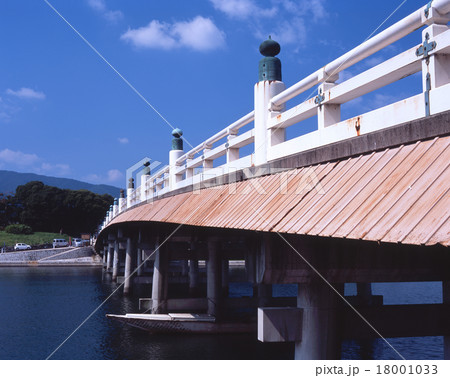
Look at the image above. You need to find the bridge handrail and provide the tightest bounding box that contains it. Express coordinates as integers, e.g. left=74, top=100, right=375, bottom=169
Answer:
left=175, top=111, right=255, bottom=164
left=271, top=0, right=450, bottom=108
left=101, top=0, right=450, bottom=230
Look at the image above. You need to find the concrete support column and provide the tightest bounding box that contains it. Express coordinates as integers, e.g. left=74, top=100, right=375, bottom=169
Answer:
left=295, top=282, right=343, bottom=360
left=102, top=247, right=107, bottom=265
left=207, top=240, right=221, bottom=317
left=189, top=259, right=199, bottom=296
left=123, top=237, right=135, bottom=295
left=106, top=242, right=113, bottom=271
left=136, top=229, right=142, bottom=276
left=112, top=240, right=120, bottom=281
left=181, top=260, right=189, bottom=276
left=443, top=282, right=450, bottom=359
left=221, top=259, right=229, bottom=297
left=245, top=249, right=256, bottom=285
left=152, top=240, right=168, bottom=313
left=136, top=248, right=142, bottom=276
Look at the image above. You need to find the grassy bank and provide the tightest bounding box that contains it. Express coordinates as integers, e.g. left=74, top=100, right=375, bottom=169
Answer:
left=0, top=231, right=71, bottom=248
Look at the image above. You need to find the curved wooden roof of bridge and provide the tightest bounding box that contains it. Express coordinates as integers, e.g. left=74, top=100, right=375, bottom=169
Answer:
left=106, top=134, right=450, bottom=247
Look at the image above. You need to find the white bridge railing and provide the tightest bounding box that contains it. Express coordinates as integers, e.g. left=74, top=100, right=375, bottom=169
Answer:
left=101, top=0, right=450, bottom=230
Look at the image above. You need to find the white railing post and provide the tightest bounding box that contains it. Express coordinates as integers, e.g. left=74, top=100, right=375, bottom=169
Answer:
left=108, top=206, right=113, bottom=222
left=118, top=189, right=125, bottom=213
left=254, top=37, right=286, bottom=166
left=141, top=161, right=150, bottom=202
left=202, top=144, right=213, bottom=171
left=186, top=155, right=194, bottom=179
left=226, top=133, right=239, bottom=164
left=317, top=71, right=340, bottom=130
left=112, top=199, right=118, bottom=218
left=169, top=129, right=184, bottom=190
left=420, top=18, right=450, bottom=115
left=127, top=178, right=134, bottom=208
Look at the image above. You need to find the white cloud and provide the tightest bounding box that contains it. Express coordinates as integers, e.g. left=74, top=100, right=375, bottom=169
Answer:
left=38, top=163, right=71, bottom=176
left=0, top=149, right=72, bottom=178
left=84, top=169, right=123, bottom=184
left=370, top=93, right=404, bottom=109
left=117, top=137, right=129, bottom=144
left=6, top=87, right=45, bottom=100
left=269, top=18, right=306, bottom=46
left=107, top=169, right=123, bottom=182
left=87, top=0, right=123, bottom=22
left=104, top=10, right=123, bottom=22
left=307, top=0, right=328, bottom=22
left=210, top=0, right=276, bottom=19
left=0, top=149, right=39, bottom=166
left=87, top=0, right=105, bottom=11
left=121, top=16, right=225, bottom=51
left=0, top=100, right=20, bottom=123
left=121, top=20, right=177, bottom=50
left=173, top=17, right=226, bottom=51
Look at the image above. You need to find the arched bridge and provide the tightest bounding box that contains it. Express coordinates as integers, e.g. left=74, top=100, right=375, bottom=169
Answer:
left=96, top=0, right=450, bottom=360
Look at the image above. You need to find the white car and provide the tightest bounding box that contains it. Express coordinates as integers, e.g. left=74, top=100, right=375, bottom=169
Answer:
left=14, top=243, right=31, bottom=251
left=53, top=239, right=69, bottom=248
left=72, top=238, right=83, bottom=247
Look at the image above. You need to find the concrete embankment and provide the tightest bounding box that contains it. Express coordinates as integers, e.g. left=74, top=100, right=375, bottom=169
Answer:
left=0, top=246, right=102, bottom=266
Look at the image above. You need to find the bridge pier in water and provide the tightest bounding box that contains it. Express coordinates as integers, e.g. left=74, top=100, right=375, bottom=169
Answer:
left=295, top=282, right=343, bottom=360
left=123, top=236, right=135, bottom=295
left=151, top=238, right=168, bottom=314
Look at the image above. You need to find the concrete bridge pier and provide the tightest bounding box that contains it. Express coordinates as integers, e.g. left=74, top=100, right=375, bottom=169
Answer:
left=151, top=239, right=168, bottom=313
left=189, top=258, right=200, bottom=296
left=136, top=229, right=143, bottom=276
left=102, top=246, right=107, bottom=265
left=123, top=236, right=136, bottom=295
left=295, top=282, right=343, bottom=360
left=207, top=239, right=222, bottom=317
left=112, top=239, right=120, bottom=281
left=443, top=282, right=450, bottom=359
left=221, top=259, right=229, bottom=297
left=106, top=241, right=113, bottom=272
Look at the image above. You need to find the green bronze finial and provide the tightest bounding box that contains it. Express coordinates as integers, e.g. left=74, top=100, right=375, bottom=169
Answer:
left=172, top=128, right=183, bottom=151
left=128, top=177, right=134, bottom=189
left=258, top=36, right=282, bottom=82
left=143, top=160, right=151, bottom=176
left=113, top=198, right=118, bottom=206
left=120, top=189, right=125, bottom=198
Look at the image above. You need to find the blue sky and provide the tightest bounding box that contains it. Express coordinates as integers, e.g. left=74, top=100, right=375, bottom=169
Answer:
left=0, top=0, right=429, bottom=188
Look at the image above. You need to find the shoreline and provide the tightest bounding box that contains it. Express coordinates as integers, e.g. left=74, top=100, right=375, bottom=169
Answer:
left=0, top=246, right=102, bottom=267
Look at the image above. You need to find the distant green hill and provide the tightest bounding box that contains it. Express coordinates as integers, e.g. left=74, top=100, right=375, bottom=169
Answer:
left=0, top=170, right=121, bottom=198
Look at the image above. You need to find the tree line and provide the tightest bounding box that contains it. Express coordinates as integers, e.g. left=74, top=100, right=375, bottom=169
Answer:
left=0, top=181, right=113, bottom=236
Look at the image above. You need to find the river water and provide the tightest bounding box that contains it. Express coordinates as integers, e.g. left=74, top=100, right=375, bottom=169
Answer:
left=0, top=266, right=443, bottom=360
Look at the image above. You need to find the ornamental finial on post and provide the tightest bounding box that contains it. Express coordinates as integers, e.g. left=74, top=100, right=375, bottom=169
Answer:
left=172, top=128, right=183, bottom=151
left=258, top=36, right=282, bottom=82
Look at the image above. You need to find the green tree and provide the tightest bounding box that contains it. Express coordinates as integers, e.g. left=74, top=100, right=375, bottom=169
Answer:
left=14, top=181, right=113, bottom=235
left=0, top=193, right=20, bottom=229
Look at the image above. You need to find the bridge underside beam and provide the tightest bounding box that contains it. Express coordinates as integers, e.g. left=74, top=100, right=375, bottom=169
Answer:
left=256, top=233, right=450, bottom=284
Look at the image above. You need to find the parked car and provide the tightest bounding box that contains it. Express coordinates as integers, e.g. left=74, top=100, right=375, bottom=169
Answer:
left=14, top=243, right=31, bottom=251
left=53, top=239, right=69, bottom=248
left=72, top=238, right=83, bottom=247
